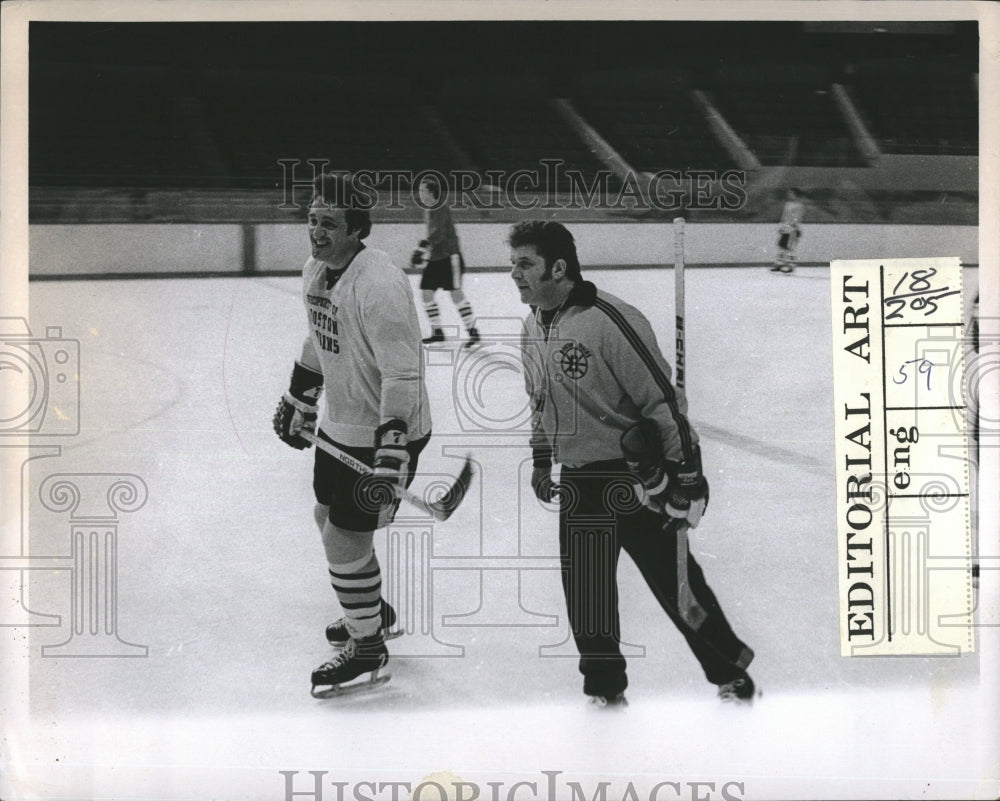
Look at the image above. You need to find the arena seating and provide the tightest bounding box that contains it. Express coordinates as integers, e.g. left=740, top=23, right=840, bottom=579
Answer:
left=572, top=79, right=738, bottom=173
left=848, top=59, right=977, bottom=155
left=30, top=67, right=203, bottom=187
left=435, top=82, right=615, bottom=192
left=198, top=84, right=464, bottom=187
left=705, top=66, right=867, bottom=167
left=28, top=43, right=977, bottom=192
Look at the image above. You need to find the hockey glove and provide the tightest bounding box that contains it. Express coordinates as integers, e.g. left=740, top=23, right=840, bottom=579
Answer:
left=621, top=423, right=710, bottom=528
left=664, top=448, right=710, bottom=528
left=530, top=450, right=559, bottom=504
left=273, top=361, right=323, bottom=450
left=373, top=419, right=411, bottom=493
left=410, top=239, right=430, bottom=268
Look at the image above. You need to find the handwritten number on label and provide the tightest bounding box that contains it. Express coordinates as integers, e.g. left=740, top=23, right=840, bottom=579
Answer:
left=893, top=358, right=933, bottom=391
left=885, top=268, right=960, bottom=320
left=893, top=269, right=934, bottom=294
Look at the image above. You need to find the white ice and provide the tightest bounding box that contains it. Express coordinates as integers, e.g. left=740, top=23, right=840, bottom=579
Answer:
left=10, top=257, right=994, bottom=801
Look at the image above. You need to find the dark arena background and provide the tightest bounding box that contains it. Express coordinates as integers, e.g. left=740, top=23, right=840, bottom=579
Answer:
left=30, top=21, right=977, bottom=227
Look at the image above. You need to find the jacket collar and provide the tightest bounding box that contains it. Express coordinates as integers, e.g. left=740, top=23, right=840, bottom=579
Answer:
left=530, top=280, right=598, bottom=319
left=566, top=279, right=597, bottom=308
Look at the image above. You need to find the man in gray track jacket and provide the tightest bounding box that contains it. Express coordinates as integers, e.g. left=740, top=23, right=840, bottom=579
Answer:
left=510, top=220, right=757, bottom=707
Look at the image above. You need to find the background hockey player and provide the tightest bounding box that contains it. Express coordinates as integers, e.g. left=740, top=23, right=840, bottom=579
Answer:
left=273, top=172, right=433, bottom=695
left=771, top=187, right=805, bottom=273
left=511, top=220, right=756, bottom=707
left=412, top=175, right=480, bottom=347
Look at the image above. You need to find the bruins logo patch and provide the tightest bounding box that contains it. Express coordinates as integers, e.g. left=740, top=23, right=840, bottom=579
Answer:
left=555, top=342, right=591, bottom=379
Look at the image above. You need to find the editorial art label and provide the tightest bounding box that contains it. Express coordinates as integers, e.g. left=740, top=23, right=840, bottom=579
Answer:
left=831, top=257, right=974, bottom=656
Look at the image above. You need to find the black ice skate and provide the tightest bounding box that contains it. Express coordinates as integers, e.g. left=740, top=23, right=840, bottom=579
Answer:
left=587, top=692, right=629, bottom=709
left=326, top=600, right=399, bottom=646
left=422, top=328, right=445, bottom=344
left=463, top=328, right=481, bottom=349
left=311, top=635, right=390, bottom=698
left=717, top=674, right=758, bottom=705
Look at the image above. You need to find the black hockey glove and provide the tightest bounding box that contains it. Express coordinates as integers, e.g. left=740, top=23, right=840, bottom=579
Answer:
left=530, top=449, right=559, bottom=504
left=663, top=448, right=710, bottom=527
left=273, top=361, right=323, bottom=449
left=621, top=422, right=709, bottom=528
left=410, top=239, right=430, bottom=268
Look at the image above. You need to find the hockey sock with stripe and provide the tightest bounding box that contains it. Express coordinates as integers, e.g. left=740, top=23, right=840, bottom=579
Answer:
left=328, top=550, right=383, bottom=640
left=456, top=299, right=476, bottom=332
left=424, top=301, right=442, bottom=330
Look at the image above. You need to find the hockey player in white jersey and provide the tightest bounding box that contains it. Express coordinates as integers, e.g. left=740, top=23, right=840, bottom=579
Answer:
left=771, top=188, right=804, bottom=273
left=273, top=172, right=432, bottom=696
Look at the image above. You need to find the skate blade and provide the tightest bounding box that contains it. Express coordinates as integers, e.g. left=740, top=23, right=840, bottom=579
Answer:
left=311, top=670, right=391, bottom=699
left=719, top=687, right=762, bottom=706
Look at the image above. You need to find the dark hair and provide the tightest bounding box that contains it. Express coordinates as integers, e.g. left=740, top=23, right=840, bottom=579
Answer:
left=312, top=172, right=372, bottom=240
left=507, top=220, right=581, bottom=281
left=418, top=175, right=440, bottom=201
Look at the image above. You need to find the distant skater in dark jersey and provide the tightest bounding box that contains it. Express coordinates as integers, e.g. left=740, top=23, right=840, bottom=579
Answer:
left=411, top=176, right=480, bottom=348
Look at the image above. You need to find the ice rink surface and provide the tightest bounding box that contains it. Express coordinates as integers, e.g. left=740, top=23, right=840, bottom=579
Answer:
left=14, top=258, right=994, bottom=800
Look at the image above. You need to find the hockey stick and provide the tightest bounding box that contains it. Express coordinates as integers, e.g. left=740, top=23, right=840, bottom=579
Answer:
left=673, top=218, right=707, bottom=631
left=674, top=217, right=686, bottom=393
left=300, top=430, right=473, bottom=522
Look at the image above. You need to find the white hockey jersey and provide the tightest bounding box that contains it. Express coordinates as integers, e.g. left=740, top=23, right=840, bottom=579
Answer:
left=301, top=247, right=432, bottom=447
left=779, top=199, right=804, bottom=234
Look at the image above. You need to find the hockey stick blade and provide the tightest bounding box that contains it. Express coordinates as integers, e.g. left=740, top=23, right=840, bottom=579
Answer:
left=424, top=456, right=474, bottom=521
left=673, top=521, right=707, bottom=631
left=300, top=430, right=473, bottom=522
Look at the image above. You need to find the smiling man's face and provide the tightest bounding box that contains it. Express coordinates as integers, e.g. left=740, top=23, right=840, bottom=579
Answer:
left=307, top=198, right=355, bottom=264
